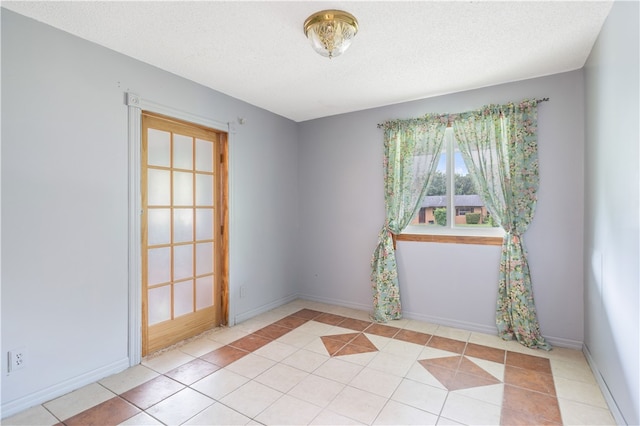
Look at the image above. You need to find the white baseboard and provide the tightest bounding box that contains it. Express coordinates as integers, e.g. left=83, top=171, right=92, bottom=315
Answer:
left=233, top=293, right=298, bottom=325
left=297, top=294, right=373, bottom=314
left=583, top=345, right=627, bottom=425
left=1, top=357, right=130, bottom=419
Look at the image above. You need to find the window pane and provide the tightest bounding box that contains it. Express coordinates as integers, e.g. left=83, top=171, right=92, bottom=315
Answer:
left=173, top=171, right=193, bottom=206
left=148, top=247, right=171, bottom=285
left=195, top=174, right=213, bottom=206
left=196, top=139, right=214, bottom=172
left=148, top=169, right=171, bottom=206
left=412, top=152, right=447, bottom=226
left=195, top=276, right=214, bottom=310
left=174, top=280, right=194, bottom=318
left=148, top=129, right=171, bottom=167
left=173, top=208, right=193, bottom=243
left=173, top=134, right=193, bottom=170
left=453, top=142, right=486, bottom=228
left=195, top=208, right=214, bottom=241
left=173, top=244, right=193, bottom=280
left=148, top=285, right=171, bottom=325
left=148, top=208, right=171, bottom=245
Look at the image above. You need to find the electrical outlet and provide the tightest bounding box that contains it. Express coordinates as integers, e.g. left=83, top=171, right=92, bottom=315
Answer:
left=239, top=286, right=245, bottom=299
left=8, top=347, right=26, bottom=372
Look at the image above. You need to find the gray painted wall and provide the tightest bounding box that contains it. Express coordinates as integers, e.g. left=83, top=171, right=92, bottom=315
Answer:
left=298, top=70, right=586, bottom=348
left=1, top=9, right=299, bottom=414
left=584, top=1, right=640, bottom=424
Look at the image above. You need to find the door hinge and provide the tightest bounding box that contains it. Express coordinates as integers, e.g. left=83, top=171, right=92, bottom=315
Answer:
left=220, top=153, right=224, bottom=163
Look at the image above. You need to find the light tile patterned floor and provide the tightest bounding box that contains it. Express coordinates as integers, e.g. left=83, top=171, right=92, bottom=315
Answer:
left=4, top=300, right=616, bottom=425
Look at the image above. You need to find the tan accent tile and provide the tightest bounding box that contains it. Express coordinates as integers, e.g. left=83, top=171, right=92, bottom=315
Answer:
left=465, top=356, right=505, bottom=381
left=118, top=411, right=164, bottom=425
left=340, top=318, right=372, bottom=332
left=120, top=375, right=184, bottom=410
left=448, top=371, right=501, bottom=391
left=506, top=351, right=552, bottom=374
left=458, top=357, right=496, bottom=378
left=419, top=356, right=462, bottom=370
left=291, top=308, right=324, bottom=320
left=334, top=342, right=378, bottom=357
left=500, top=406, right=562, bottom=425
left=321, top=336, right=348, bottom=355
left=428, top=336, right=467, bottom=354
left=419, top=363, right=457, bottom=389
left=252, top=324, right=291, bottom=340
left=63, top=397, right=139, bottom=426
left=272, top=315, right=309, bottom=329
left=365, top=323, right=401, bottom=338
left=452, top=383, right=504, bottom=406
left=200, top=345, right=249, bottom=367
left=315, top=312, right=347, bottom=325
left=351, top=333, right=378, bottom=350
left=464, top=342, right=506, bottom=364
left=165, top=358, right=221, bottom=385
left=502, top=384, right=562, bottom=424
left=394, top=329, right=432, bottom=345
left=324, top=332, right=359, bottom=344
left=504, top=365, right=556, bottom=395
left=229, top=333, right=272, bottom=352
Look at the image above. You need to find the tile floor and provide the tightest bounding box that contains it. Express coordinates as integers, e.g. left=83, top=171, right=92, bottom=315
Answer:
left=4, top=300, right=616, bottom=425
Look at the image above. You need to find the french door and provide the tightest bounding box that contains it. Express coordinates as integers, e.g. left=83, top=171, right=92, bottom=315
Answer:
left=141, top=111, right=228, bottom=356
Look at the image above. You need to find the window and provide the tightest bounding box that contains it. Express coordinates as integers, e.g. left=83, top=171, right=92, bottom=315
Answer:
left=404, top=128, right=503, bottom=239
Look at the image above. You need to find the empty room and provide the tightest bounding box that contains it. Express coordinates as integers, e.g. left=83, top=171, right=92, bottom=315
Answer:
left=1, top=1, right=638, bottom=425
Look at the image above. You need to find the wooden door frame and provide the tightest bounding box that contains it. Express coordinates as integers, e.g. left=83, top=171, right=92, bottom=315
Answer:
left=126, top=93, right=231, bottom=365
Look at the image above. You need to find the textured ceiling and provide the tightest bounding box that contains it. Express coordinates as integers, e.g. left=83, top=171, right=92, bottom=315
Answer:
left=3, top=1, right=613, bottom=122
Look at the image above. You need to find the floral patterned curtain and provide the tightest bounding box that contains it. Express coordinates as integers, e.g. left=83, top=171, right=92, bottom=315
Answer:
left=371, top=115, right=448, bottom=322
left=452, top=99, right=550, bottom=350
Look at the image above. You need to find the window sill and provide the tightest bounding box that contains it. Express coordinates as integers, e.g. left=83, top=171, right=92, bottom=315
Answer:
left=395, top=233, right=503, bottom=246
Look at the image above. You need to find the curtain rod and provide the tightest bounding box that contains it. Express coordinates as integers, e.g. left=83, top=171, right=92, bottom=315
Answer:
left=377, top=97, right=550, bottom=128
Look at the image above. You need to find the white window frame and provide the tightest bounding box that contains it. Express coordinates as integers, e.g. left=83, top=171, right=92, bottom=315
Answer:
left=402, top=128, right=505, bottom=239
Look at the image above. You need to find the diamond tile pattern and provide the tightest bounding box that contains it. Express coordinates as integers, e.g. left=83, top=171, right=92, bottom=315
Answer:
left=3, top=302, right=614, bottom=426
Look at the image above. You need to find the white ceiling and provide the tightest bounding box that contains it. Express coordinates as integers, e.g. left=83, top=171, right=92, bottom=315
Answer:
left=3, top=1, right=613, bottom=122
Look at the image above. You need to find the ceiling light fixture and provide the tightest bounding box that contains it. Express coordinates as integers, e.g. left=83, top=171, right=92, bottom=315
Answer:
left=303, top=10, right=358, bottom=59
